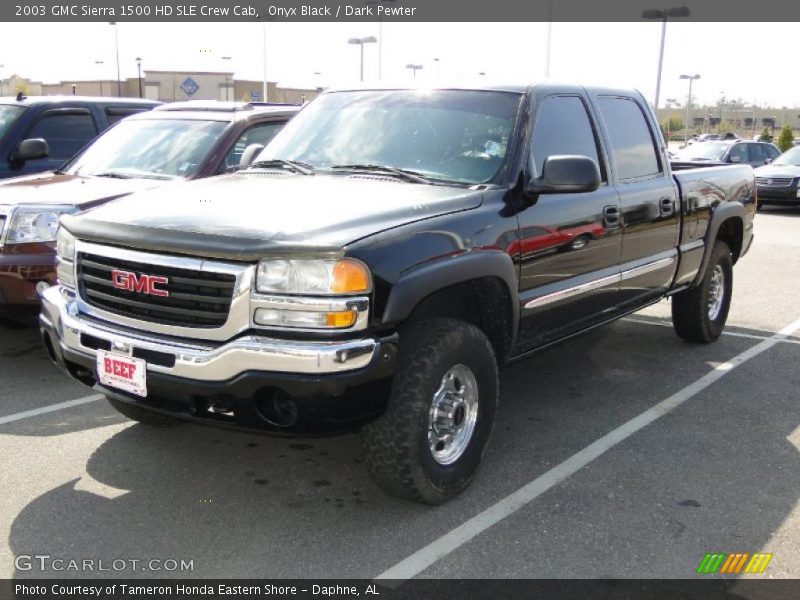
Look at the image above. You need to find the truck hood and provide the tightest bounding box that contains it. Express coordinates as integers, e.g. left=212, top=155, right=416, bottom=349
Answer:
left=753, top=164, right=800, bottom=178
left=0, top=171, right=169, bottom=210
left=61, top=172, right=485, bottom=261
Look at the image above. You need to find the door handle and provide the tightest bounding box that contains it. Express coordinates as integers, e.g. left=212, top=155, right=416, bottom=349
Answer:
left=602, top=205, right=621, bottom=229
left=659, top=197, right=675, bottom=217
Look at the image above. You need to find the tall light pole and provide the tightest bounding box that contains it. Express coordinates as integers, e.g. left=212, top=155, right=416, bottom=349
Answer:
left=0, top=64, right=4, bottom=96
left=433, top=57, right=440, bottom=79
left=405, top=64, right=423, bottom=79
left=679, top=73, right=700, bottom=145
left=135, top=57, right=143, bottom=98
left=109, top=22, right=121, bottom=97
left=222, top=56, right=233, bottom=101
left=348, top=36, right=377, bottom=82
left=642, top=6, right=690, bottom=110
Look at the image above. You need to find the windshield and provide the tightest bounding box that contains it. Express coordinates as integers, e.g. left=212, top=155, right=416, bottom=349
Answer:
left=65, top=118, right=228, bottom=179
left=773, top=146, right=800, bottom=167
left=255, top=89, right=522, bottom=185
left=0, top=104, right=25, bottom=140
left=676, top=141, right=731, bottom=161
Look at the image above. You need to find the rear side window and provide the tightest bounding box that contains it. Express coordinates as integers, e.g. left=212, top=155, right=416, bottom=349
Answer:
left=746, top=144, right=764, bottom=164
left=762, top=144, right=780, bottom=160
left=597, top=97, right=661, bottom=180
left=531, top=95, right=603, bottom=180
left=27, top=112, right=98, bottom=159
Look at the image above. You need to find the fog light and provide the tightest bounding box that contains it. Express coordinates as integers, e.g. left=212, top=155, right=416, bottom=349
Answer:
left=253, top=308, right=356, bottom=329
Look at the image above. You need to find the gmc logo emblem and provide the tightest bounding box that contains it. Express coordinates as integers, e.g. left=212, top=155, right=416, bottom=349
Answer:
left=111, top=269, right=169, bottom=297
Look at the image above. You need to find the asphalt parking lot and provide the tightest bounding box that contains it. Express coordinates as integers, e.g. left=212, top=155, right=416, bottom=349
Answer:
left=1, top=207, right=799, bottom=580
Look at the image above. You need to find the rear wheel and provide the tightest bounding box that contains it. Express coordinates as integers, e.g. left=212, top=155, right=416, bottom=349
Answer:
left=671, top=240, right=733, bottom=343
left=361, top=318, right=499, bottom=504
left=106, top=396, right=182, bottom=427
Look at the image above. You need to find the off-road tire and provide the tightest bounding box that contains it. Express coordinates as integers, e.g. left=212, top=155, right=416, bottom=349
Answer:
left=107, top=396, right=182, bottom=427
left=672, top=240, right=733, bottom=343
left=361, top=318, right=499, bottom=504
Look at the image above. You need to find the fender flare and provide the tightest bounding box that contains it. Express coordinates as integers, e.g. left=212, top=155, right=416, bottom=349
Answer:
left=692, top=201, right=746, bottom=287
left=382, top=250, right=520, bottom=346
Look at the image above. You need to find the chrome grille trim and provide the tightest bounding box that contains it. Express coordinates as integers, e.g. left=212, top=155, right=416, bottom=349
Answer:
left=74, top=240, right=254, bottom=342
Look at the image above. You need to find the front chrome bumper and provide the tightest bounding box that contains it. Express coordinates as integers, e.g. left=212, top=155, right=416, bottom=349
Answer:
left=40, top=285, right=379, bottom=382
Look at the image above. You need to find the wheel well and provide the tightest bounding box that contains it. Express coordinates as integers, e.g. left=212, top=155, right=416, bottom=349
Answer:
left=716, top=217, right=743, bottom=263
left=405, top=277, right=514, bottom=364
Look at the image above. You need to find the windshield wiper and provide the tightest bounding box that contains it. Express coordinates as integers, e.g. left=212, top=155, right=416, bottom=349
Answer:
left=249, top=159, right=314, bottom=175
left=92, top=171, right=136, bottom=179
left=330, top=164, right=432, bottom=184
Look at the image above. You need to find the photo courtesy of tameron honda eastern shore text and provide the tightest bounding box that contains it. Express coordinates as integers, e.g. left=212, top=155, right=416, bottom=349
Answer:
left=40, top=85, right=755, bottom=504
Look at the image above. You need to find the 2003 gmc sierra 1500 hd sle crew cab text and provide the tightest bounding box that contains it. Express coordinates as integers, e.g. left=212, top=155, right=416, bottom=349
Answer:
left=40, top=85, right=755, bottom=504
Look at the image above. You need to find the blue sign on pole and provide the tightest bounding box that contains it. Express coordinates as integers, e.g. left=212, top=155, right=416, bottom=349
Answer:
left=180, top=77, right=199, bottom=97
left=250, top=91, right=262, bottom=101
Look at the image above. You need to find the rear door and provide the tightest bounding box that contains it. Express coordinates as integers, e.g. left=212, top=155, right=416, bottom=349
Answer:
left=591, top=93, right=680, bottom=309
left=514, top=91, right=623, bottom=352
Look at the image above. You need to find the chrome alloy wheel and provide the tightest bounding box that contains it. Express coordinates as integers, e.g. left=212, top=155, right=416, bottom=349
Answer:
left=707, top=264, right=726, bottom=321
left=428, top=364, right=479, bottom=465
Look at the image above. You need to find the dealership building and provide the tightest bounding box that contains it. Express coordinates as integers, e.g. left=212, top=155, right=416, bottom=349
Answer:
left=1, top=71, right=318, bottom=104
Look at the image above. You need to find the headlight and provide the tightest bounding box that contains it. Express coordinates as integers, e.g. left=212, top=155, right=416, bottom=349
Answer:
left=256, top=258, right=370, bottom=295
left=6, top=206, right=76, bottom=244
left=56, top=228, right=76, bottom=262
left=253, top=258, right=371, bottom=330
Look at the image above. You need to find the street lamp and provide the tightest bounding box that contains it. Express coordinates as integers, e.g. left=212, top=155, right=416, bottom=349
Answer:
left=642, top=6, right=690, bottom=110
left=109, top=22, right=121, bottom=97
left=94, top=60, right=105, bottom=97
left=405, top=64, right=423, bottom=79
left=222, top=56, right=233, bottom=101
left=679, top=73, right=700, bottom=145
left=135, top=57, right=143, bottom=98
left=348, top=36, right=377, bottom=82
left=433, top=57, right=440, bottom=79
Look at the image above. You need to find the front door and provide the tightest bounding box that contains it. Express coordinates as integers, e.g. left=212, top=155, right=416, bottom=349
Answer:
left=514, top=93, right=623, bottom=353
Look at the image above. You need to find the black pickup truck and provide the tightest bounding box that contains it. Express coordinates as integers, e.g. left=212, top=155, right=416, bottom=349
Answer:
left=41, top=85, right=755, bottom=504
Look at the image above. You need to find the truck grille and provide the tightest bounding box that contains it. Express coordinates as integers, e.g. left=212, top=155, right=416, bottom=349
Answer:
left=77, top=252, right=236, bottom=327
left=756, top=177, right=793, bottom=187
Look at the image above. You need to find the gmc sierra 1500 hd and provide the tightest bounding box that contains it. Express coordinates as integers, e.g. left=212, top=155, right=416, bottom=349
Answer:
left=40, top=85, right=755, bottom=504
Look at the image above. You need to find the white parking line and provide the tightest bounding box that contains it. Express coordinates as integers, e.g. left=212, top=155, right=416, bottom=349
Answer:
left=0, top=394, right=104, bottom=426
left=376, top=316, right=800, bottom=581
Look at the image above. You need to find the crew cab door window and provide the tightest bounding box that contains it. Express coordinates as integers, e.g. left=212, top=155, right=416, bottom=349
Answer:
left=26, top=111, right=98, bottom=160
left=531, top=95, right=604, bottom=180
left=596, top=97, right=661, bottom=180
left=221, top=121, right=285, bottom=172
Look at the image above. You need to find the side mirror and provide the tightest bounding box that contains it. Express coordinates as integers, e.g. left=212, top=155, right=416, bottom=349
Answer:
left=239, top=143, right=265, bottom=169
left=729, top=155, right=742, bottom=163
left=526, top=155, right=601, bottom=196
left=764, top=157, right=773, bottom=164
left=12, top=138, right=49, bottom=162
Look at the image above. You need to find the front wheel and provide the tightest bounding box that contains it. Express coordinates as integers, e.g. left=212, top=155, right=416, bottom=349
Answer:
left=671, top=240, right=733, bottom=343
left=361, top=318, right=499, bottom=504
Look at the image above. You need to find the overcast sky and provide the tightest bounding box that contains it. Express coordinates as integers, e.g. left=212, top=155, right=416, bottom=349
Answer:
left=0, top=21, right=796, bottom=108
